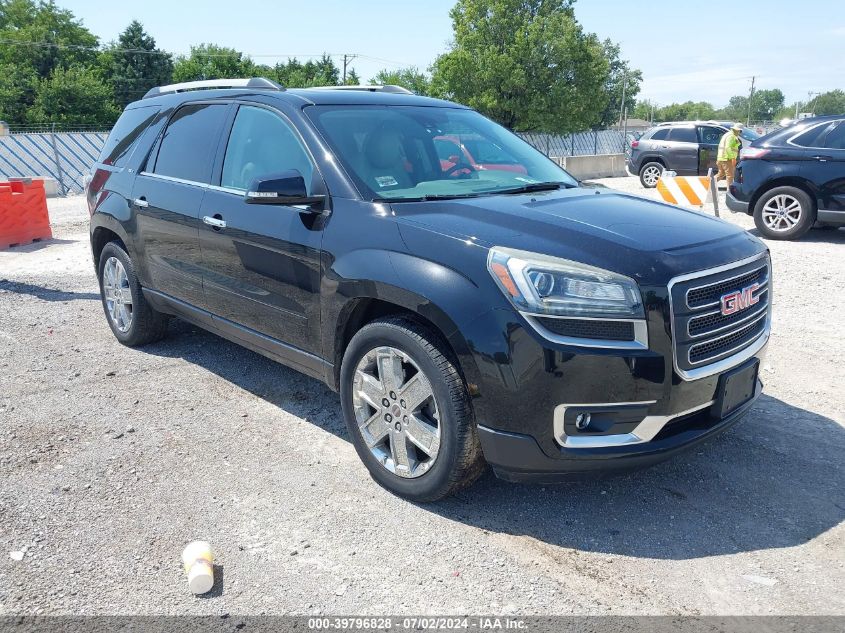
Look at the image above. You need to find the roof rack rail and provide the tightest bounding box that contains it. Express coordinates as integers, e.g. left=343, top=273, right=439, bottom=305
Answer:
left=143, top=77, right=284, bottom=99
left=308, top=84, right=414, bottom=95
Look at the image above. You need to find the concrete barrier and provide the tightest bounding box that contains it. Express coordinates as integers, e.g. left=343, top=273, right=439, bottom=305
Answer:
left=553, top=153, right=628, bottom=180
left=33, top=177, right=60, bottom=197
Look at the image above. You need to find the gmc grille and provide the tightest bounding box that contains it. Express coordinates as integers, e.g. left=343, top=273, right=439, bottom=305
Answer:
left=669, top=255, right=771, bottom=376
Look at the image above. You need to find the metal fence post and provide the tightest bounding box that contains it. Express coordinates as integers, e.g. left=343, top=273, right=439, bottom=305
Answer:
left=570, top=134, right=574, bottom=156
left=593, top=130, right=598, bottom=155
left=545, top=135, right=550, bottom=157
left=49, top=123, right=68, bottom=197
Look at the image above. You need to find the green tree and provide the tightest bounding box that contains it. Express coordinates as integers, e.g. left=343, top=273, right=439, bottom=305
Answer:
left=597, top=39, right=642, bottom=127
left=344, top=68, right=360, bottom=85
left=749, top=88, right=784, bottom=121
left=657, top=101, right=716, bottom=122
left=27, top=65, right=118, bottom=125
left=273, top=54, right=340, bottom=87
left=0, top=63, right=37, bottom=122
left=808, top=89, right=845, bottom=115
left=430, top=0, right=609, bottom=133
left=717, top=95, right=748, bottom=122
left=99, top=20, right=173, bottom=107
left=0, top=0, right=98, bottom=77
left=371, top=66, right=431, bottom=95
left=172, top=44, right=256, bottom=82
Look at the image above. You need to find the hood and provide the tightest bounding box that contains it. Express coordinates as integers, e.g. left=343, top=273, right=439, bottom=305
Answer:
left=393, top=187, right=765, bottom=285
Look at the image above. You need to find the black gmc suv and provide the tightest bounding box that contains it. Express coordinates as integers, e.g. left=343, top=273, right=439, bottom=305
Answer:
left=88, top=78, right=772, bottom=501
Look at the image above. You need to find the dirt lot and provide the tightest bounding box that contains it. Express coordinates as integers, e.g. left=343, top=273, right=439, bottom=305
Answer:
left=0, top=179, right=843, bottom=616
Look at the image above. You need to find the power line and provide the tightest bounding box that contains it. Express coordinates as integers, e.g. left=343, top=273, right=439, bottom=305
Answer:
left=0, top=37, right=411, bottom=67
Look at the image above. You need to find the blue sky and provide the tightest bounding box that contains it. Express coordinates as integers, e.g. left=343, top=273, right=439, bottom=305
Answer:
left=61, top=0, right=844, bottom=108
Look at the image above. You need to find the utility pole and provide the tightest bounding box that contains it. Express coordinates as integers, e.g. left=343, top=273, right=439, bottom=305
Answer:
left=650, top=102, right=655, bottom=124
left=618, top=73, right=627, bottom=128
left=746, top=75, right=756, bottom=126
left=807, top=91, right=817, bottom=115
left=342, top=54, right=357, bottom=85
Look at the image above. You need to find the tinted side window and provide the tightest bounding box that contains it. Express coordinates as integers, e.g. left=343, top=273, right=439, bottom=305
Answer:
left=152, top=104, right=228, bottom=183
left=698, top=126, right=725, bottom=144
left=98, top=106, right=159, bottom=168
left=221, top=106, right=314, bottom=192
left=822, top=121, right=845, bottom=150
left=669, top=127, right=697, bottom=143
left=790, top=122, right=834, bottom=148
left=649, top=128, right=669, bottom=141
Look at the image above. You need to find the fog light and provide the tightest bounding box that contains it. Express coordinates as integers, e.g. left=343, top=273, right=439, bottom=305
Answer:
left=575, top=413, right=591, bottom=430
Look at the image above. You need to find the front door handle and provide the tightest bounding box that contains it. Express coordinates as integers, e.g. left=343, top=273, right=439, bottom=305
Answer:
left=203, top=215, right=227, bottom=229
left=133, top=197, right=149, bottom=208
left=811, top=155, right=831, bottom=162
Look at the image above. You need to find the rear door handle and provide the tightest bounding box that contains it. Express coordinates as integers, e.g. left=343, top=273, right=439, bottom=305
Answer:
left=133, top=197, right=149, bottom=208
left=203, top=215, right=227, bottom=229
left=811, top=155, right=832, bottom=162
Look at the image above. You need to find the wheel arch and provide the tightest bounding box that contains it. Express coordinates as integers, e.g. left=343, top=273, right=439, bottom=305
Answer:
left=748, top=177, right=818, bottom=217
left=325, top=249, right=491, bottom=393
left=90, top=215, right=132, bottom=266
left=639, top=156, right=666, bottom=171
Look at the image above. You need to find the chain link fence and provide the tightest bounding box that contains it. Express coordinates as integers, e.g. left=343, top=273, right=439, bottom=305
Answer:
left=517, top=130, right=630, bottom=158
left=0, top=130, right=108, bottom=195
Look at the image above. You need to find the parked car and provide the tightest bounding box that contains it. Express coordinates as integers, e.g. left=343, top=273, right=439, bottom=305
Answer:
left=727, top=114, right=845, bottom=240
left=629, top=122, right=760, bottom=188
left=88, top=78, right=772, bottom=501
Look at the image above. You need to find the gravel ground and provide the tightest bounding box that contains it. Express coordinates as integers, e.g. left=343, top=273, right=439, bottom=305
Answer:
left=0, top=180, right=843, bottom=616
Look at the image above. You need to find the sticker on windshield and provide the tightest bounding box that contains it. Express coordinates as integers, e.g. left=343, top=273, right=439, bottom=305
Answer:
left=514, top=176, right=539, bottom=184
left=374, top=176, right=399, bottom=188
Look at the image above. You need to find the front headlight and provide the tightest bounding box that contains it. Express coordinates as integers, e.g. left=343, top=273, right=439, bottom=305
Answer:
left=487, top=247, right=644, bottom=319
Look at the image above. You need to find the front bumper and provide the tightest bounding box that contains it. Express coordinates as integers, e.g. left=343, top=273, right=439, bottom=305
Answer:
left=726, top=189, right=750, bottom=213
left=478, top=377, right=762, bottom=483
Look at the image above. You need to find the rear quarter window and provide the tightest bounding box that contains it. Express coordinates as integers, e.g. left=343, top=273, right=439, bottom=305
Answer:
left=789, top=122, right=834, bottom=148
left=668, top=127, right=697, bottom=143
left=97, top=106, right=160, bottom=168
left=648, top=128, right=669, bottom=141
left=151, top=103, right=229, bottom=184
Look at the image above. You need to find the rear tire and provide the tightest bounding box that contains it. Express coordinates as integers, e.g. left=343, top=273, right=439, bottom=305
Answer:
left=639, top=161, right=663, bottom=188
left=753, top=186, right=815, bottom=240
left=340, top=317, right=485, bottom=502
left=97, top=241, right=169, bottom=346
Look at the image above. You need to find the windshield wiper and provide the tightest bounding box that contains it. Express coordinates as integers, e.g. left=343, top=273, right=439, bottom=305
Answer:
left=495, top=182, right=571, bottom=195
left=373, top=193, right=486, bottom=202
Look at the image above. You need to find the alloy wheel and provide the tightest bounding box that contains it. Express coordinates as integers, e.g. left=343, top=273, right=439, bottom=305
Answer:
left=102, top=256, right=133, bottom=333
left=761, top=194, right=802, bottom=232
left=352, top=346, right=441, bottom=478
left=642, top=165, right=661, bottom=187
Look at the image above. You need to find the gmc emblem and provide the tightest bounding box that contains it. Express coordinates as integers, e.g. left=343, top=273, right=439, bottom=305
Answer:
left=720, top=283, right=761, bottom=316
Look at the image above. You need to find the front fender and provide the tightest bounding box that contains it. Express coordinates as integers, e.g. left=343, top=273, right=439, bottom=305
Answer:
left=324, top=247, right=501, bottom=392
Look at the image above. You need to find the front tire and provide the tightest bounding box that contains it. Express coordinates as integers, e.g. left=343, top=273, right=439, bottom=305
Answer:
left=340, top=317, right=485, bottom=501
left=753, top=186, right=815, bottom=240
left=97, top=241, right=169, bottom=346
left=639, top=161, right=663, bottom=188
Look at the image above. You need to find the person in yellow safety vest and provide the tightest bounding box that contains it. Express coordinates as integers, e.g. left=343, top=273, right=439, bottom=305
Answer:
left=716, top=124, right=743, bottom=187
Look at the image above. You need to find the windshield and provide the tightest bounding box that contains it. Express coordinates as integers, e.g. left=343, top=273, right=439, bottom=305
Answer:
left=306, top=105, right=577, bottom=201
left=741, top=128, right=760, bottom=141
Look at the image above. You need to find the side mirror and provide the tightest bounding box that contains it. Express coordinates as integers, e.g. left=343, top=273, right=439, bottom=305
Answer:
left=244, top=170, right=326, bottom=209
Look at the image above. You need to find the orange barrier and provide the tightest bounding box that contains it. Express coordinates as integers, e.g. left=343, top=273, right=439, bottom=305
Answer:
left=0, top=178, right=52, bottom=250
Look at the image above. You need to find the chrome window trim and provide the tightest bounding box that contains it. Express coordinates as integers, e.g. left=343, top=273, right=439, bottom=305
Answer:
left=786, top=120, right=840, bottom=149
left=553, top=400, right=713, bottom=449
left=684, top=263, right=768, bottom=309
left=520, top=313, right=648, bottom=350
left=138, top=171, right=208, bottom=188
left=686, top=290, right=769, bottom=339
left=668, top=252, right=771, bottom=381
